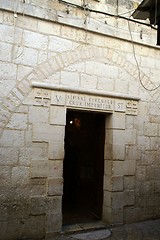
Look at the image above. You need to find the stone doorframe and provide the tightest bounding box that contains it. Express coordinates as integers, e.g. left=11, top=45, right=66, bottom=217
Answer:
left=30, top=82, right=140, bottom=236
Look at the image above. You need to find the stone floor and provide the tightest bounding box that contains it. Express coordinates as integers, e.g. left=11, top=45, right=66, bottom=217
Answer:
left=54, top=219, right=160, bottom=240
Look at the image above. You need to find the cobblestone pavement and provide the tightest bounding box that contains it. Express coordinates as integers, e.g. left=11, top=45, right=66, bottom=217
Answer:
left=54, top=219, right=160, bottom=240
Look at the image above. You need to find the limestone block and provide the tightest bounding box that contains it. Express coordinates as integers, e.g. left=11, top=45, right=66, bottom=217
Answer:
left=6, top=113, right=27, bottom=130
left=146, top=166, right=160, bottom=180
left=11, top=166, right=30, bottom=186
left=45, top=196, right=62, bottom=214
left=104, top=160, right=112, bottom=175
left=0, top=147, right=18, bottom=166
left=61, top=25, right=77, bottom=40
left=103, top=175, right=112, bottom=191
left=30, top=160, right=63, bottom=178
left=86, top=61, right=118, bottom=78
left=124, top=176, right=135, bottom=190
left=144, top=122, right=158, bottom=137
left=112, top=160, right=136, bottom=176
left=103, top=190, right=112, bottom=206
left=50, top=106, right=66, bottom=125
left=124, top=207, right=145, bottom=223
left=1, top=215, right=45, bottom=240
left=0, top=130, right=24, bottom=147
left=137, top=136, right=150, bottom=148
left=0, top=80, right=16, bottom=98
left=0, top=62, right=17, bottom=80
left=30, top=196, right=46, bottom=215
left=112, top=130, right=126, bottom=145
left=32, top=123, right=65, bottom=142
left=125, top=145, right=138, bottom=160
left=67, top=62, right=85, bottom=73
left=48, top=141, right=64, bottom=160
left=47, top=178, right=63, bottom=196
left=149, top=102, right=159, bottom=116
left=112, top=192, right=124, bottom=208
left=124, top=129, right=137, bottom=145
left=0, top=41, right=12, bottom=62
left=25, top=124, right=32, bottom=147
left=23, top=30, right=48, bottom=50
left=140, top=56, right=155, bottom=68
left=124, top=190, right=135, bottom=206
left=38, top=20, right=60, bottom=35
left=13, top=46, right=38, bottom=67
left=103, top=206, right=123, bottom=224
left=19, top=147, right=33, bottom=166
left=80, top=73, right=97, bottom=89
left=112, top=144, right=125, bottom=160
left=38, top=50, right=48, bottom=64
left=30, top=178, right=46, bottom=196
left=46, top=213, right=62, bottom=233
left=0, top=166, right=11, bottom=186
left=49, top=36, right=77, bottom=52
left=9, top=197, right=30, bottom=220
left=104, top=129, right=113, bottom=144
left=15, top=105, right=28, bottom=113
left=97, top=76, right=114, bottom=92
left=51, top=91, right=66, bottom=106
left=11, top=89, right=24, bottom=103
left=17, top=65, right=32, bottom=81
left=115, top=78, right=128, bottom=94
left=136, top=166, right=146, bottom=181
left=32, top=142, right=48, bottom=161
left=112, top=176, right=123, bottom=191
left=156, top=59, right=160, bottom=70
left=0, top=24, right=13, bottom=43
left=46, top=72, right=60, bottom=85
left=61, top=71, right=80, bottom=87
left=104, top=144, right=113, bottom=160
left=29, top=106, right=49, bottom=124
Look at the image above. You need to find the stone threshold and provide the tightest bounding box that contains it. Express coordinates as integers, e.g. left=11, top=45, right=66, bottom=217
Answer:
left=62, top=221, right=109, bottom=234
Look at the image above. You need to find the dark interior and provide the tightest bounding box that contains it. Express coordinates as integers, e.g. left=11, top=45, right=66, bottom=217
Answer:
left=62, top=110, right=105, bottom=225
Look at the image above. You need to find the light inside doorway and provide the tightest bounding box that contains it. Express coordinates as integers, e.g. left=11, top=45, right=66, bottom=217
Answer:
left=63, top=110, right=105, bottom=225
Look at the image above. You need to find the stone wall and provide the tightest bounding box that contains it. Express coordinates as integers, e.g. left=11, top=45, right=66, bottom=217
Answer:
left=0, top=0, right=160, bottom=239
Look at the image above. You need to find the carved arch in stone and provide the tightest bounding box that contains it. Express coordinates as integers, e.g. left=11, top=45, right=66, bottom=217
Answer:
left=0, top=44, right=158, bottom=135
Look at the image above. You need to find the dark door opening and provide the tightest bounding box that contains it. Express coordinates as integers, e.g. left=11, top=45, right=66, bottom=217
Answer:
left=62, top=110, right=105, bottom=225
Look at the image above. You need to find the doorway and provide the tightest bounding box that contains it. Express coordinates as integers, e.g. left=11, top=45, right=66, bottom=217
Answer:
left=62, top=110, right=105, bottom=225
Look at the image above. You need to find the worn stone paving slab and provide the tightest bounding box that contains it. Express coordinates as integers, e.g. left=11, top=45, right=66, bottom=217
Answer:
left=54, top=219, right=160, bottom=240
left=70, top=229, right=111, bottom=240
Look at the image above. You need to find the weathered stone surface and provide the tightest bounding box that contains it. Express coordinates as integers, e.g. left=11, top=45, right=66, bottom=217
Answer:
left=50, top=106, right=66, bottom=125
left=61, top=71, right=80, bottom=87
left=0, top=62, right=17, bottom=81
left=6, top=113, right=27, bottom=129
left=0, top=41, right=12, bottom=62
left=11, top=166, right=30, bottom=186
left=0, top=130, right=24, bottom=147
left=23, top=30, right=48, bottom=50
left=48, top=141, right=64, bottom=160
left=46, top=213, right=62, bottom=233
left=32, top=123, right=65, bottom=142
left=30, top=160, right=63, bottom=178
left=113, top=144, right=125, bottom=160
left=49, top=36, right=78, bottom=52
left=47, top=177, right=63, bottom=196
left=0, top=147, right=19, bottom=166
left=113, top=160, right=136, bottom=176
left=13, top=46, right=38, bottom=67
left=29, top=106, right=49, bottom=123
left=0, top=1, right=160, bottom=238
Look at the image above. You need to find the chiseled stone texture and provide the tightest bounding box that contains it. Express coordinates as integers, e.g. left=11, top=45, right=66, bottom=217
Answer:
left=0, top=0, right=160, bottom=238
